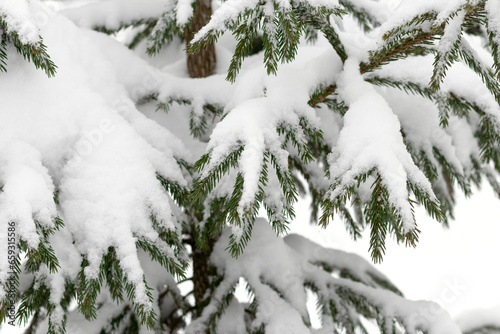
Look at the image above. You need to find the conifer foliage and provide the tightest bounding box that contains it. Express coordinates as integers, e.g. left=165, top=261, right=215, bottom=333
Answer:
left=1, top=0, right=500, bottom=333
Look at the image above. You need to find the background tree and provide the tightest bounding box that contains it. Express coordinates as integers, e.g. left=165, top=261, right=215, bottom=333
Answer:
left=1, top=0, right=500, bottom=333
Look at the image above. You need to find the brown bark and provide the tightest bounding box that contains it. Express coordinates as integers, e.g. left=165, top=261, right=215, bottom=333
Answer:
left=186, top=0, right=217, bottom=312
left=184, top=0, right=216, bottom=78
left=192, top=237, right=216, bottom=313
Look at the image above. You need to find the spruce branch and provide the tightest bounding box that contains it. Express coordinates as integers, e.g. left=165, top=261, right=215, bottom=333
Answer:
left=295, top=4, right=347, bottom=63
left=0, top=16, right=57, bottom=77
left=192, top=144, right=302, bottom=258
left=0, top=38, right=6, bottom=72
left=187, top=1, right=346, bottom=81
left=76, top=254, right=158, bottom=330
left=339, top=0, right=381, bottom=32
left=308, top=84, right=337, bottom=107
left=191, top=148, right=244, bottom=202
left=147, top=9, right=182, bottom=56
left=17, top=280, right=51, bottom=328
left=430, top=10, right=466, bottom=92
left=128, top=20, right=158, bottom=50
left=458, top=38, right=500, bottom=105
left=320, top=169, right=443, bottom=263
left=362, top=30, right=437, bottom=74
left=93, top=18, right=158, bottom=36
left=486, top=24, right=500, bottom=80
left=478, top=112, right=500, bottom=163
left=99, top=304, right=132, bottom=334
left=227, top=23, right=258, bottom=82
left=365, top=75, right=487, bottom=124
left=156, top=173, right=190, bottom=207
left=364, top=1, right=486, bottom=76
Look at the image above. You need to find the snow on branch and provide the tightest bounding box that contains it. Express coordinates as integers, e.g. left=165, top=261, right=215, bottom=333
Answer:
left=188, top=0, right=346, bottom=81
left=320, top=59, right=443, bottom=262
left=457, top=305, right=500, bottom=334
left=60, top=0, right=167, bottom=33
left=0, top=0, right=39, bottom=44
left=0, top=0, right=56, bottom=76
left=4, top=0, right=500, bottom=331
left=191, top=47, right=342, bottom=256
left=188, top=219, right=461, bottom=334
left=486, top=0, right=500, bottom=79
left=0, top=6, right=189, bottom=329
left=430, top=9, right=466, bottom=91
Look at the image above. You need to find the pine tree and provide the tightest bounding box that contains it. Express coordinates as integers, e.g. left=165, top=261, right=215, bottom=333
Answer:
left=1, top=0, right=500, bottom=333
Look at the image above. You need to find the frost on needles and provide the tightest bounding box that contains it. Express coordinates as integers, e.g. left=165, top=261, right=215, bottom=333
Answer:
left=1, top=0, right=500, bottom=333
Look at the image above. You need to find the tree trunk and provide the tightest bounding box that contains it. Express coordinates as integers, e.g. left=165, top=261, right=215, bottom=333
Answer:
left=184, top=0, right=216, bottom=78
left=192, top=238, right=216, bottom=314
left=185, top=0, right=217, bottom=313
